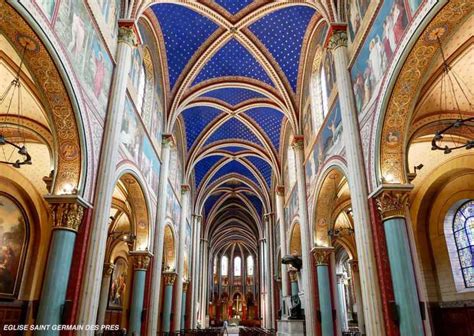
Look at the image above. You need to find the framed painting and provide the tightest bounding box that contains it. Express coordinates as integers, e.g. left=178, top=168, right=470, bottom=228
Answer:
left=108, top=257, right=128, bottom=309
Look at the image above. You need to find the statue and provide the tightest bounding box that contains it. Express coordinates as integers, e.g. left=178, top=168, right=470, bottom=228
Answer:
left=288, top=294, right=304, bottom=320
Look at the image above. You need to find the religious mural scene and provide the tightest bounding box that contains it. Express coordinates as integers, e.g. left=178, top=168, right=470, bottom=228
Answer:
left=0, top=1, right=472, bottom=335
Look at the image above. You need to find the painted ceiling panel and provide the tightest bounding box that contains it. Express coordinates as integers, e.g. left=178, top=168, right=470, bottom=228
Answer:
left=193, top=38, right=274, bottom=87
left=249, top=6, right=315, bottom=91
left=194, top=155, right=224, bottom=188
left=219, top=146, right=248, bottom=153
left=204, top=192, right=224, bottom=216
left=244, top=192, right=263, bottom=217
left=214, top=0, right=253, bottom=15
left=152, top=4, right=219, bottom=89
left=182, top=106, right=223, bottom=150
left=201, top=87, right=266, bottom=106
left=209, top=160, right=260, bottom=187
left=204, top=117, right=263, bottom=147
left=246, top=156, right=272, bottom=188
left=243, top=107, right=284, bottom=150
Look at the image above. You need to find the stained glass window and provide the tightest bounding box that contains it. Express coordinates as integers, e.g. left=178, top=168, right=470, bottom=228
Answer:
left=221, top=255, right=228, bottom=276
left=247, top=255, right=254, bottom=276
left=234, top=256, right=241, bottom=276
left=453, top=200, right=474, bottom=288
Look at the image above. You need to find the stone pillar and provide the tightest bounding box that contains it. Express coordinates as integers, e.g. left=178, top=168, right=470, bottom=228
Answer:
left=190, top=215, right=202, bottom=328
left=312, top=247, right=335, bottom=336
left=77, top=23, right=138, bottom=331
left=328, top=27, right=385, bottom=336
left=337, top=273, right=349, bottom=331
left=148, top=134, right=174, bottom=335
left=275, top=186, right=289, bottom=316
left=292, top=136, right=317, bottom=335
left=264, top=214, right=275, bottom=329
left=375, top=187, right=423, bottom=336
left=96, top=263, right=115, bottom=334
left=128, top=251, right=152, bottom=336
left=258, top=238, right=266, bottom=327
left=200, top=239, right=209, bottom=326
left=35, top=196, right=89, bottom=335
left=162, top=272, right=177, bottom=333
left=173, top=185, right=190, bottom=331
left=349, top=259, right=365, bottom=334
left=181, top=282, right=189, bottom=329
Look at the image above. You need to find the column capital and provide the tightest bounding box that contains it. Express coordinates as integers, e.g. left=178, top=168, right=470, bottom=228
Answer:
left=129, top=250, right=153, bottom=270
left=311, top=246, right=334, bottom=266
left=291, top=135, right=304, bottom=150
left=163, top=271, right=178, bottom=286
left=348, top=259, right=359, bottom=273
left=183, top=281, right=190, bottom=293
left=44, top=195, right=91, bottom=232
left=371, top=184, right=413, bottom=221
left=162, top=134, right=175, bottom=147
left=118, top=20, right=141, bottom=46
left=276, top=185, right=285, bottom=196
left=181, top=184, right=191, bottom=194
left=103, top=263, right=115, bottom=276
left=326, top=24, right=348, bottom=50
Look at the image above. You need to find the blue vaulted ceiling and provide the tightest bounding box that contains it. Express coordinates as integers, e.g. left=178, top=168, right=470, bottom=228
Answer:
left=150, top=1, right=319, bottom=237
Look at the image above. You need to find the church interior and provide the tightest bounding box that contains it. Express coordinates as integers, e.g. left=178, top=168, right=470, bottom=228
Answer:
left=0, top=0, right=473, bottom=335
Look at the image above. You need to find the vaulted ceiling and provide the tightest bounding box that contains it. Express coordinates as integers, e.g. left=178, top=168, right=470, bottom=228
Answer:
left=149, top=1, right=326, bottom=249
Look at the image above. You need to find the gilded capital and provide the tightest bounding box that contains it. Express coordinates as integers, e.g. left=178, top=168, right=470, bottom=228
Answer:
left=130, top=251, right=152, bottom=270
left=104, top=263, right=115, bottom=276
left=183, top=281, right=190, bottom=293
left=181, top=184, right=191, bottom=194
left=163, top=272, right=177, bottom=286
left=311, top=246, right=334, bottom=266
left=45, top=195, right=90, bottom=232
left=348, top=259, right=359, bottom=273
left=328, top=29, right=348, bottom=50
left=276, top=185, right=285, bottom=196
left=291, top=135, right=304, bottom=150
left=162, top=134, right=175, bottom=147
left=118, top=26, right=138, bottom=47
left=375, top=189, right=410, bottom=221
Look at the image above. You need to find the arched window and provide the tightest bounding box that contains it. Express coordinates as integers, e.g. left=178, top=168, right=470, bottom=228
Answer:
left=320, top=66, right=329, bottom=117
left=287, top=144, right=296, bottom=187
left=234, top=256, right=241, bottom=276
left=246, top=255, right=254, bottom=276
left=213, top=257, right=217, bottom=275
left=453, top=200, right=474, bottom=288
left=221, top=255, right=228, bottom=276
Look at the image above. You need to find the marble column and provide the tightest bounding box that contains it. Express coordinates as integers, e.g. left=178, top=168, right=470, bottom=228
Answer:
left=96, top=263, right=115, bottom=334
left=173, top=185, right=190, bottom=331
left=258, top=238, right=266, bottom=327
left=181, top=282, right=189, bottom=329
left=77, top=23, right=138, bottom=331
left=312, top=247, right=335, bottom=336
left=148, top=134, right=174, bottom=335
left=35, top=196, right=89, bottom=335
left=264, top=214, right=275, bottom=329
left=337, top=273, right=349, bottom=331
left=190, top=215, right=202, bottom=327
left=162, top=272, right=177, bottom=333
left=375, top=188, right=424, bottom=336
left=292, top=136, right=317, bottom=335
left=200, top=239, right=209, bottom=326
left=275, top=186, right=289, bottom=316
left=128, top=251, right=152, bottom=336
left=328, top=28, right=385, bottom=336
left=349, top=259, right=365, bottom=334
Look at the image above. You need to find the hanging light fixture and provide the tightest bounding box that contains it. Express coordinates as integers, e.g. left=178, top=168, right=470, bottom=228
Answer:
left=431, top=31, right=474, bottom=154
left=0, top=41, right=32, bottom=168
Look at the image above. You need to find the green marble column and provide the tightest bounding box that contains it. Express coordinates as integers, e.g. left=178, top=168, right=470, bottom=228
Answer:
left=312, top=247, right=335, bottom=336
left=162, top=272, right=177, bottom=333
left=376, top=189, right=423, bottom=336
left=128, top=252, right=152, bottom=336
left=35, top=196, right=88, bottom=336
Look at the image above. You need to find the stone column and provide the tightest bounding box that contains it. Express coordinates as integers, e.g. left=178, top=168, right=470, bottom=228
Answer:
left=328, top=27, right=385, bottom=336
left=190, top=215, right=202, bottom=328
left=349, top=259, right=365, bottom=334
left=35, top=196, right=89, bottom=335
left=200, top=239, right=209, bottom=326
left=374, top=187, right=423, bottom=336
left=96, top=263, right=115, bottom=334
left=337, top=273, right=349, bottom=331
left=77, top=23, right=138, bottom=331
left=181, top=282, right=189, bottom=329
left=148, top=134, right=174, bottom=335
left=312, top=247, right=335, bottom=336
left=161, top=272, right=177, bottom=333
left=258, top=238, right=266, bottom=327
left=264, top=214, right=275, bottom=329
left=292, top=136, right=317, bottom=335
left=128, top=251, right=152, bottom=336
left=173, top=185, right=190, bottom=331
left=275, top=186, right=290, bottom=317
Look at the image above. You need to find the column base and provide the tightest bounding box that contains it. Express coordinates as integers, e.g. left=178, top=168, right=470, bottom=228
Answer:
left=277, top=319, right=306, bottom=336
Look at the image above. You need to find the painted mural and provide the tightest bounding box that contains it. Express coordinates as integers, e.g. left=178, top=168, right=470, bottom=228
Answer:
left=348, top=0, right=370, bottom=40
left=54, top=0, right=113, bottom=116
left=284, top=187, right=299, bottom=232
left=35, top=0, right=56, bottom=20
left=109, top=257, right=128, bottom=309
left=96, top=0, right=120, bottom=43
left=0, top=194, right=28, bottom=298
left=351, top=0, right=410, bottom=113
left=184, top=220, right=191, bottom=279
left=120, top=97, right=161, bottom=194
left=166, top=184, right=182, bottom=234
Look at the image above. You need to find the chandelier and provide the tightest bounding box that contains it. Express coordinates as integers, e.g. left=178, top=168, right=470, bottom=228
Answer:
left=0, top=42, right=32, bottom=168
left=431, top=32, right=474, bottom=154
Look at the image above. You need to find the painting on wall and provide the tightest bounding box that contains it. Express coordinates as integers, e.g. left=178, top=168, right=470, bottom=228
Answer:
left=351, top=0, right=409, bottom=113
left=285, top=187, right=299, bottom=226
left=109, top=257, right=128, bottom=308
left=184, top=221, right=191, bottom=279
left=165, top=185, right=181, bottom=234
left=348, top=0, right=370, bottom=39
left=0, top=194, right=28, bottom=298
left=54, top=0, right=113, bottom=116
left=35, top=0, right=56, bottom=20
left=96, top=0, right=120, bottom=42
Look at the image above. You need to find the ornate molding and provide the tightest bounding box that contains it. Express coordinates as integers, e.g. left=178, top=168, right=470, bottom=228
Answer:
left=348, top=259, right=359, bottom=273
left=163, top=272, right=177, bottom=286
left=327, top=27, right=348, bottom=50
left=181, top=184, right=191, bottom=194
left=311, top=246, right=334, bottom=266
left=45, top=195, right=90, bottom=232
left=104, top=263, right=115, bottom=276
left=372, top=185, right=412, bottom=221
left=162, top=133, right=175, bottom=147
left=276, top=185, right=285, bottom=196
left=118, top=20, right=139, bottom=47
left=129, top=250, right=152, bottom=270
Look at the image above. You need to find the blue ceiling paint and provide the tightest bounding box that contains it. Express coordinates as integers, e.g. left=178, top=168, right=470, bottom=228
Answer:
left=221, top=181, right=246, bottom=189
left=219, top=146, right=248, bottom=153
left=194, top=155, right=224, bottom=188
left=193, top=38, right=274, bottom=87
left=249, top=6, right=315, bottom=91
left=246, top=156, right=272, bottom=188
left=182, top=106, right=223, bottom=151
left=204, top=192, right=224, bottom=216
left=243, top=107, right=284, bottom=150
left=204, top=117, right=263, bottom=147
left=201, top=87, right=266, bottom=106
left=244, top=192, right=263, bottom=217
left=209, top=160, right=260, bottom=187
left=152, top=4, right=219, bottom=89
left=214, top=0, right=253, bottom=15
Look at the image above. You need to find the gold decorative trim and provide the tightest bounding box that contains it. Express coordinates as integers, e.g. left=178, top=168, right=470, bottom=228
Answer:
left=45, top=195, right=90, bottom=232
left=311, top=246, right=334, bottom=266
left=183, top=281, right=190, bottom=293
left=375, top=189, right=410, bottom=221
left=129, top=250, right=152, bottom=270
left=104, top=263, right=115, bottom=276
left=327, top=28, right=348, bottom=50
left=291, top=135, right=305, bottom=150
left=288, top=267, right=298, bottom=283
left=163, top=272, right=177, bottom=286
